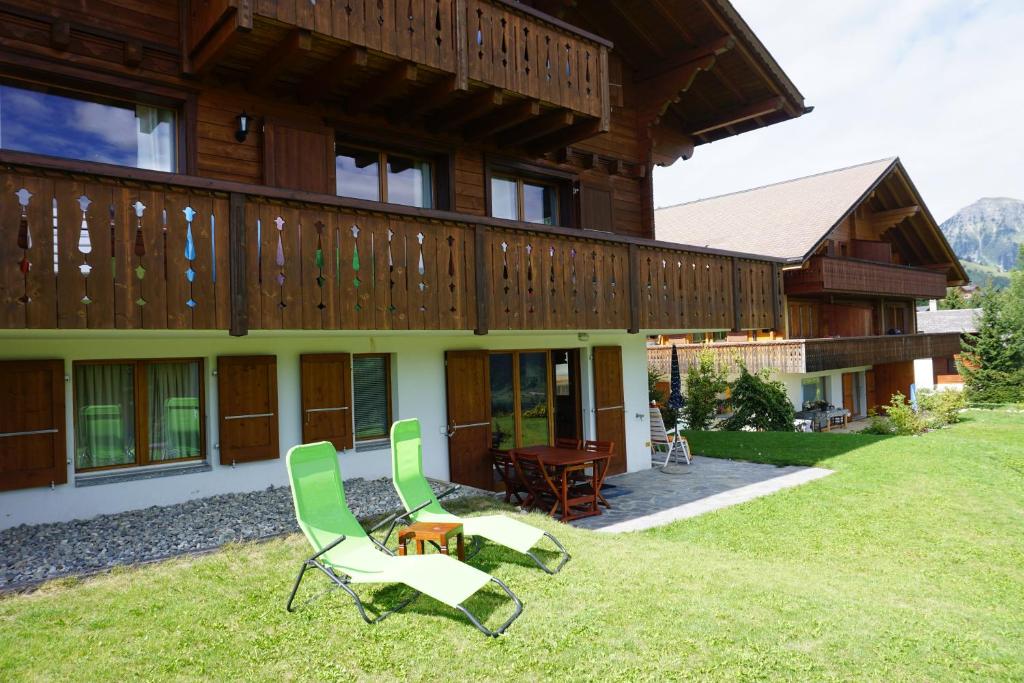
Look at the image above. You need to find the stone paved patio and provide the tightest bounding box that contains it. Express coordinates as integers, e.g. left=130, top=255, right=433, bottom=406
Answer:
left=572, top=456, right=833, bottom=532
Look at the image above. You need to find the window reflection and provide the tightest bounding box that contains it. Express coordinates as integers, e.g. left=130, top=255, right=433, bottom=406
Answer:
left=523, top=181, right=557, bottom=225
left=489, top=353, right=515, bottom=450
left=387, top=154, right=432, bottom=208
left=0, top=84, right=175, bottom=171
left=518, top=352, right=549, bottom=446
left=490, top=176, right=518, bottom=220
left=335, top=146, right=380, bottom=201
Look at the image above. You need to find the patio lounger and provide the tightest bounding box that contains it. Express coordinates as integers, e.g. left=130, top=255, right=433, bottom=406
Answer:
left=285, top=441, right=522, bottom=637
left=388, top=419, right=570, bottom=574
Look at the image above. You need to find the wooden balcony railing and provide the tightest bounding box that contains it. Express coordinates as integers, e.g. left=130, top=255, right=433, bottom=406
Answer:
left=784, top=255, right=948, bottom=299
left=0, top=152, right=780, bottom=335
left=650, top=332, right=963, bottom=376
left=186, top=0, right=610, bottom=133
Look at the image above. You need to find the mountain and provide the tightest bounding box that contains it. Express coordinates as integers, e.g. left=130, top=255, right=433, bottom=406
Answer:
left=940, top=198, right=1024, bottom=280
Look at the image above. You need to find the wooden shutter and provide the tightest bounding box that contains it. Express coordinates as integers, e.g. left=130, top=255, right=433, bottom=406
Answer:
left=263, top=118, right=335, bottom=193
left=217, top=355, right=279, bottom=464
left=300, top=353, right=352, bottom=451
left=842, top=373, right=855, bottom=413
left=0, top=360, right=66, bottom=491
left=580, top=184, right=614, bottom=232
left=445, top=350, right=492, bottom=489
left=592, top=346, right=626, bottom=475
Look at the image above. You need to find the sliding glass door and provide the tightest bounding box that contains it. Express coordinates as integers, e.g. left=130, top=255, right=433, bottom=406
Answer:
left=488, top=349, right=580, bottom=450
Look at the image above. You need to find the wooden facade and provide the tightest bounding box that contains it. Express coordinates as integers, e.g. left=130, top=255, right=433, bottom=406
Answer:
left=0, top=0, right=809, bottom=336
left=784, top=255, right=948, bottom=300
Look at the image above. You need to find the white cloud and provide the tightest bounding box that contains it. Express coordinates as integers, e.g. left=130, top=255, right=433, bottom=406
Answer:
left=653, top=0, right=1024, bottom=223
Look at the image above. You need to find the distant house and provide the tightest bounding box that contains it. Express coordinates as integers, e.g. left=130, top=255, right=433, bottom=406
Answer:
left=916, top=308, right=981, bottom=389
left=651, top=158, right=969, bottom=421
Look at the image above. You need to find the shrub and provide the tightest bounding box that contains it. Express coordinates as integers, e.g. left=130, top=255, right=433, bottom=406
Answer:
left=648, top=364, right=681, bottom=429
left=682, top=347, right=727, bottom=431
left=721, top=365, right=796, bottom=432
left=918, top=388, right=967, bottom=427
left=522, top=403, right=547, bottom=419
left=885, top=392, right=928, bottom=435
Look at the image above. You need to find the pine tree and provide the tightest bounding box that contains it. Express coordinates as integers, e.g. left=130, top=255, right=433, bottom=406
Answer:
left=939, top=287, right=968, bottom=310
left=961, top=285, right=1024, bottom=403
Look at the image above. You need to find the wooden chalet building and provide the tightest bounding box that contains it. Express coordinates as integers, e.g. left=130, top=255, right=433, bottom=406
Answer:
left=0, top=0, right=809, bottom=527
left=651, top=158, right=968, bottom=420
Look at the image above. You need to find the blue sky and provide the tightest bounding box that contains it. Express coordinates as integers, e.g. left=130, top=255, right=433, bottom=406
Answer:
left=652, top=0, right=1024, bottom=223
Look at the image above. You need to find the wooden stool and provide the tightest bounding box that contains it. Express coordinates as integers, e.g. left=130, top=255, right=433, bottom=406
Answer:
left=397, top=522, right=466, bottom=561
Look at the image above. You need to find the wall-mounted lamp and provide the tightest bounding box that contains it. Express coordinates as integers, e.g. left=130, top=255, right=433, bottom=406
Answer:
left=578, top=332, right=590, bottom=342
left=234, top=111, right=250, bottom=143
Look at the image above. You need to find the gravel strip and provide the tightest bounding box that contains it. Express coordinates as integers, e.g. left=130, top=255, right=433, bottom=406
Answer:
left=0, top=478, right=488, bottom=591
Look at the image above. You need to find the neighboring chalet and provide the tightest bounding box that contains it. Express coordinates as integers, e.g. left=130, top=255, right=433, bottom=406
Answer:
left=916, top=307, right=981, bottom=390
left=651, top=158, right=968, bottom=419
left=0, top=0, right=808, bottom=526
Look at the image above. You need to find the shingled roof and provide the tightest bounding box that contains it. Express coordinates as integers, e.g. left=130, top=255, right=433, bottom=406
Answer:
left=655, top=158, right=898, bottom=261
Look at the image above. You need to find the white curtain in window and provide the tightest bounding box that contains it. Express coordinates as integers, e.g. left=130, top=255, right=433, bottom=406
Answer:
left=136, top=105, right=174, bottom=172
left=148, top=362, right=201, bottom=460
left=74, top=364, right=136, bottom=469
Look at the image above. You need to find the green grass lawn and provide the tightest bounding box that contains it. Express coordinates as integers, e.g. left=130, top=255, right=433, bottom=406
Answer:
left=3, top=410, right=1023, bottom=681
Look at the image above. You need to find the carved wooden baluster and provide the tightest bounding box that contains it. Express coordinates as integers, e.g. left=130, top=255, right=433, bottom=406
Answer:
left=677, top=260, right=684, bottom=319
left=51, top=197, right=58, bottom=276
left=476, top=8, right=484, bottom=59
left=569, top=246, right=577, bottom=313
left=609, top=252, right=617, bottom=304
left=523, top=27, right=530, bottom=74
left=447, top=234, right=456, bottom=313
left=548, top=245, right=556, bottom=312
left=15, top=188, right=32, bottom=304
left=108, top=203, right=117, bottom=279
left=183, top=206, right=197, bottom=309
left=78, top=195, right=93, bottom=305
left=256, top=218, right=263, bottom=286
left=407, top=0, right=414, bottom=34
left=500, top=17, right=507, bottom=67
left=161, top=208, right=169, bottom=278
left=314, top=220, right=326, bottom=311
left=131, top=200, right=147, bottom=308
left=501, top=240, right=510, bottom=314
left=544, top=35, right=552, bottom=81
left=387, top=227, right=397, bottom=313
left=334, top=225, right=341, bottom=286
left=661, top=257, right=669, bottom=318
left=585, top=50, right=592, bottom=96
left=590, top=250, right=598, bottom=314
left=565, top=43, right=572, bottom=87
left=416, top=231, right=427, bottom=312
left=210, top=213, right=217, bottom=284
left=645, top=256, right=653, bottom=303
left=376, top=0, right=384, bottom=26
left=351, top=224, right=362, bottom=312
left=434, top=0, right=443, bottom=47
left=275, top=216, right=287, bottom=309
left=525, top=243, right=534, bottom=313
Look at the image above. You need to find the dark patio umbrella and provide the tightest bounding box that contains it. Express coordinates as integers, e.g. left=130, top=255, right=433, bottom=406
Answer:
left=668, top=344, right=684, bottom=411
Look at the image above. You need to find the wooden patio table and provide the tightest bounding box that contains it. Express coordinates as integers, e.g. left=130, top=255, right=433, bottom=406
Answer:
left=512, top=446, right=612, bottom=522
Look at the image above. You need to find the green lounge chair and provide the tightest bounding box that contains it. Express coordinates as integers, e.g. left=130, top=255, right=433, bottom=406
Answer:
left=285, top=441, right=522, bottom=637
left=388, top=418, right=570, bottom=575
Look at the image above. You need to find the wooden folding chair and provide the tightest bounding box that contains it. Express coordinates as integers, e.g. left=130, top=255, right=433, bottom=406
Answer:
left=490, top=449, right=528, bottom=505
left=578, top=440, right=614, bottom=508
left=509, top=450, right=560, bottom=516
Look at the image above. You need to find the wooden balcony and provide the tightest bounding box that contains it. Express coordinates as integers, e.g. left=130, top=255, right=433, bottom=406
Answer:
left=185, top=0, right=610, bottom=151
left=650, top=332, right=963, bottom=376
left=784, top=255, right=948, bottom=299
left=0, top=152, right=780, bottom=335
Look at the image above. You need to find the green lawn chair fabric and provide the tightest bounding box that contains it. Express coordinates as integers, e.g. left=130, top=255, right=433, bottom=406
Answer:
left=286, top=441, right=491, bottom=608
left=390, top=419, right=546, bottom=555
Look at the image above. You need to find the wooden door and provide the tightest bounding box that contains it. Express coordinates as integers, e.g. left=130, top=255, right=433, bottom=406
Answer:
left=0, top=360, right=66, bottom=491
left=842, top=372, right=855, bottom=415
left=592, top=346, right=627, bottom=475
left=300, top=354, right=352, bottom=451
left=445, top=350, right=492, bottom=489
left=217, top=356, right=279, bottom=464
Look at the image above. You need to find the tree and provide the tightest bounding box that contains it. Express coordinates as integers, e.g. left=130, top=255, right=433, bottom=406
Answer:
left=938, top=287, right=968, bottom=310
left=960, top=286, right=1024, bottom=403
left=1004, top=243, right=1024, bottom=329
left=722, top=365, right=796, bottom=432
left=647, top=364, right=681, bottom=431
left=682, top=347, right=727, bottom=430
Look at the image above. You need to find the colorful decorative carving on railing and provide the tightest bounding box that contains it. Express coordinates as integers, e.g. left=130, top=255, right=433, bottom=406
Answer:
left=0, top=171, right=230, bottom=329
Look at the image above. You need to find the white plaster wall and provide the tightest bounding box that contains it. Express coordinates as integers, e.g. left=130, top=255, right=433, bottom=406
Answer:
left=914, top=358, right=935, bottom=392
left=777, top=366, right=871, bottom=411
left=0, top=329, right=649, bottom=527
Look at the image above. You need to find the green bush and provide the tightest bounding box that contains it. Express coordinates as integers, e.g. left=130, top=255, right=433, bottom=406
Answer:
left=862, top=392, right=927, bottom=435
left=522, top=403, right=547, bottom=419
left=721, top=365, right=796, bottom=432
left=682, top=347, right=727, bottom=431
left=918, top=388, right=967, bottom=427
left=648, top=364, right=681, bottom=429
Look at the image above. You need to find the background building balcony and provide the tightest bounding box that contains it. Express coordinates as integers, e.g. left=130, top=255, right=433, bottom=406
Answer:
left=650, top=332, right=963, bottom=376
left=784, top=255, right=948, bottom=300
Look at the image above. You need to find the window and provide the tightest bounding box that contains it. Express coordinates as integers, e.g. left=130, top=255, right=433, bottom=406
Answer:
left=801, top=377, right=827, bottom=407
left=490, top=174, right=559, bottom=225
left=489, top=350, right=581, bottom=450
left=0, top=82, right=176, bottom=171
left=73, top=359, right=203, bottom=471
left=335, top=144, right=433, bottom=208
left=353, top=354, right=392, bottom=441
